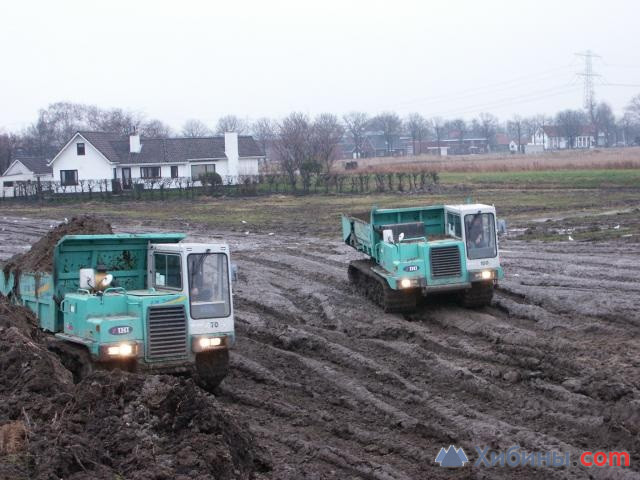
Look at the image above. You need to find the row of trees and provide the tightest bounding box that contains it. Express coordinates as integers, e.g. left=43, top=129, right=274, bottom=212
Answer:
left=3, top=94, right=640, bottom=175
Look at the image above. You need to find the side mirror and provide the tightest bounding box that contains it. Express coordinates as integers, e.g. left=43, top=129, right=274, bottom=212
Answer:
left=398, top=232, right=405, bottom=243
left=382, top=229, right=394, bottom=244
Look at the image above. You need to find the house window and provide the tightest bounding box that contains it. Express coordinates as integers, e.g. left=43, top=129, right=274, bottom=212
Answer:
left=171, top=166, right=179, bottom=178
left=3, top=181, right=14, bottom=187
left=60, top=170, right=78, bottom=186
left=77, top=143, right=85, bottom=155
left=191, top=164, right=216, bottom=180
left=140, top=166, right=161, bottom=179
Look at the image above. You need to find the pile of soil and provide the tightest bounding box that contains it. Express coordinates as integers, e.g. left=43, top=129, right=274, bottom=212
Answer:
left=2, top=216, right=113, bottom=276
left=0, top=298, right=269, bottom=480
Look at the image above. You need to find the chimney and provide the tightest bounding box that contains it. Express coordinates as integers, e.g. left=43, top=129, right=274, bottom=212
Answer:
left=130, top=128, right=141, bottom=154
left=224, top=131, right=239, bottom=181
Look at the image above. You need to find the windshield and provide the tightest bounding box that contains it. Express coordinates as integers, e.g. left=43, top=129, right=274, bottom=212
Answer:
left=188, top=253, right=230, bottom=319
left=464, top=213, right=497, bottom=259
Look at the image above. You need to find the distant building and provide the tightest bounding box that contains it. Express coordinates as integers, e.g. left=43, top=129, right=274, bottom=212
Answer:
left=417, top=137, right=488, bottom=155
left=48, top=131, right=264, bottom=189
left=0, top=157, right=53, bottom=197
left=532, top=126, right=596, bottom=150
left=340, top=133, right=407, bottom=159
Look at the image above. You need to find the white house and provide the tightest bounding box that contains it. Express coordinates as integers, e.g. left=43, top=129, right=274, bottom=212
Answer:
left=48, top=131, right=265, bottom=189
left=531, top=126, right=596, bottom=150
left=0, top=157, right=53, bottom=197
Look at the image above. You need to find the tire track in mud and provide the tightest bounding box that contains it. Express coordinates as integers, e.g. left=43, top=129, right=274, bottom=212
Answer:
left=223, top=239, right=640, bottom=479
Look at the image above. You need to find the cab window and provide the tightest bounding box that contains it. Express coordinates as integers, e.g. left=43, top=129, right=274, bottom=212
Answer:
left=464, top=213, right=497, bottom=259
left=188, top=253, right=230, bottom=319
left=154, top=253, right=182, bottom=289
left=447, top=213, right=462, bottom=238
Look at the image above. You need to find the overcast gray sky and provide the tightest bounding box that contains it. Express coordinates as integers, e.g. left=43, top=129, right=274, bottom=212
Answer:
left=2, top=0, right=639, bottom=131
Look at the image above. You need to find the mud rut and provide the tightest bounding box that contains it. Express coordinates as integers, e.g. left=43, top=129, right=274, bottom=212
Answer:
left=1, top=216, right=638, bottom=480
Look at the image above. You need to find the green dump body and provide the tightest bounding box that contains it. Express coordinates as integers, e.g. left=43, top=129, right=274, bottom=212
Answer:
left=0, top=233, right=192, bottom=364
left=342, top=205, right=503, bottom=291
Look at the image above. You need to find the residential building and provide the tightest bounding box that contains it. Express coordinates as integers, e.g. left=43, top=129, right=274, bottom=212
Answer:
left=48, top=131, right=264, bottom=189
left=0, top=157, right=53, bottom=197
left=532, top=126, right=597, bottom=150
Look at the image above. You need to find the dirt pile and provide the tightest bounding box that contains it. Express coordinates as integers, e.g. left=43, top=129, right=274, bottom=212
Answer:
left=2, top=216, right=113, bottom=276
left=0, top=299, right=269, bottom=480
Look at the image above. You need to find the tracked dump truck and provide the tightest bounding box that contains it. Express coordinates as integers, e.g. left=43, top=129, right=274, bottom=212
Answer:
left=342, top=204, right=504, bottom=312
left=0, top=233, right=234, bottom=388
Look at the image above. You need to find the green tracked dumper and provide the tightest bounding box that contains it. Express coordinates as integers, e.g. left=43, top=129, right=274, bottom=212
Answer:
left=342, top=204, right=504, bottom=313
left=0, top=233, right=235, bottom=388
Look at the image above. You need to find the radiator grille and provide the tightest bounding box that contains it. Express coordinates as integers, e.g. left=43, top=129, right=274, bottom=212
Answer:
left=430, top=246, right=462, bottom=278
left=146, top=305, right=188, bottom=359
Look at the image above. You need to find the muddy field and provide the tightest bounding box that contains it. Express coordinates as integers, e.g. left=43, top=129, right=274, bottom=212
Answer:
left=0, top=213, right=639, bottom=479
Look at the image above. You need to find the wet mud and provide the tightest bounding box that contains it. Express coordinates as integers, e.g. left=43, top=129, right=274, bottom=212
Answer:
left=0, top=214, right=638, bottom=479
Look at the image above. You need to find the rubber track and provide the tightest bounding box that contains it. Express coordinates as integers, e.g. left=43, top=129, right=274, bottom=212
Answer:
left=460, top=282, right=494, bottom=307
left=348, top=259, right=418, bottom=313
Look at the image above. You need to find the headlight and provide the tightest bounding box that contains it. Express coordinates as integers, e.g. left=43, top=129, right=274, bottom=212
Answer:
left=193, top=336, right=224, bottom=352
left=199, top=337, right=222, bottom=348
left=107, top=343, right=134, bottom=356
left=400, top=278, right=412, bottom=289
left=481, top=270, right=493, bottom=280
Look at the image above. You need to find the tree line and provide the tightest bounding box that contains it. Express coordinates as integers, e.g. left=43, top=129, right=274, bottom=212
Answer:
left=2, top=94, right=640, bottom=176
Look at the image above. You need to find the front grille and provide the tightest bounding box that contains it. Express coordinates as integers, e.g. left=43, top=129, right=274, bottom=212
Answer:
left=430, top=246, right=462, bottom=278
left=147, top=305, right=188, bottom=359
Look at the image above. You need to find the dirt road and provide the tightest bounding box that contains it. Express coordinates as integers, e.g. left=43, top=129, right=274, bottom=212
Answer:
left=1, top=215, right=638, bottom=479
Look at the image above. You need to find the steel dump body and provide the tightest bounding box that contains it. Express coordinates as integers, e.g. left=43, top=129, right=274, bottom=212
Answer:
left=1, top=234, right=185, bottom=332
left=0, top=233, right=234, bottom=379
left=342, top=205, right=503, bottom=311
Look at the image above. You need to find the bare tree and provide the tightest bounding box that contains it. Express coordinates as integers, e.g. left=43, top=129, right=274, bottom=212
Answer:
left=626, top=94, right=640, bottom=123
left=87, top=106, right=144, bottom=135
left=216, top=115, right=248, bottom=134
left=430, top=117, right=445, bottom=155
left=521, top=117, right=538, bottom=145
left=370, top=112, right=402, bottom=154
left=448, top=118, right=467, bottom=151
left=342, top=112, right=369, bottom=159
left=0, top=132, right=17, bottom=173
left=140, top=119, right=173, bottom=138
left=478, top=112, right=498, bottom=150
left=251, top=117, right=276, bottom=158
left=181, top=119, right=211, bottom=137
left=594, top=102, right=615, bottom=147
left=273, top=112, right=313, bottom=191
left=507, top=116, right=524, bottom=153
left=312, top=113, right=344, bottom=173
left=555, top=110, right=587, bottom=149
left=405, top=113, right=428, bottom=155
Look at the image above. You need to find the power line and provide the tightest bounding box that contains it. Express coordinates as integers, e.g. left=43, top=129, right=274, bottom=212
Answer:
left=390, top=64, right=576, bottom=110
left=428, top=84, right=580, bottom=118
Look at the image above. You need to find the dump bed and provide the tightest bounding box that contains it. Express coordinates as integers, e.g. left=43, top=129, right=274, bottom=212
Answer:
left=342, top=206, right=447, bottom=257
left=1, top=233, right=185, bottom=332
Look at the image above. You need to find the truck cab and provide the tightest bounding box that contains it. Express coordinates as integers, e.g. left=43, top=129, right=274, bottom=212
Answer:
left=444, top=204, right=501, bottom=282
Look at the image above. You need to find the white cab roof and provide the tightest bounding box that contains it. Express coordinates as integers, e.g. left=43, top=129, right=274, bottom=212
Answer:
left=445, top=203, right=495, bottom=213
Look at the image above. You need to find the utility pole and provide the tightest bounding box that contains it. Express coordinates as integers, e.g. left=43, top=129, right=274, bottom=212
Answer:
left=575, top=50, right=601, bottom=112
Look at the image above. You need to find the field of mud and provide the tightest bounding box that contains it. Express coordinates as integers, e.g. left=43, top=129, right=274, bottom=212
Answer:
left=0, top=213, right=639, bottom=479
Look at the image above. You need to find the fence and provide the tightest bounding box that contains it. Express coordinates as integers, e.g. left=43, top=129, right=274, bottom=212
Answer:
left=0, top=170, right=440, bottom=204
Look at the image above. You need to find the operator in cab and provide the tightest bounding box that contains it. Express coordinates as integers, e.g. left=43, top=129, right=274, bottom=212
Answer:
left=466, top=215, right=488, bottom=248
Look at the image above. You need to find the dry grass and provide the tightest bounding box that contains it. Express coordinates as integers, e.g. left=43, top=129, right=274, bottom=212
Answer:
left=336, top=147, right=640, bottom=173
